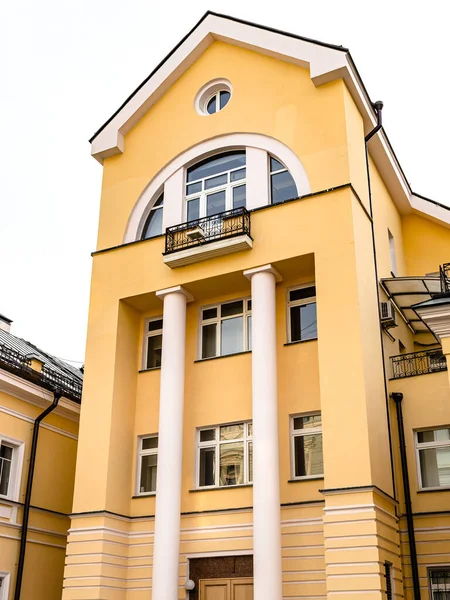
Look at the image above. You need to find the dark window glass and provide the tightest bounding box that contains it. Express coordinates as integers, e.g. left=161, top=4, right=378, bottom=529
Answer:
left=148, top=319, right=163, bottom=332
left=206, top=191, right=226, bottom=216
left=187, top=152, right=246, bottom=183
left=142, top=437, right=158, bottom=450
left=186, top=182, right=202, bottom=195
left=0, top=444, right=12, bottom=496
left=203, top=307, right=217, bottom=320
left=289, top=286, right=316, bottom=302
left=222, top=300, right=243, bottom=317
left=146, top=334, right=162, bottom=369
left=142, top=207, right=163, bottom=239
left=231, top=168, right=246, bottom=182
left=202, top=324, right=217, bottom=358
left=219, top=90, right=231, bottom=109
left=270, top=157, right=285, bottom=172
left=205, top=174, right=227, bottom=190
left=187, top=198, right=200, bottom=222
left=199, top=447, right=215, bottom=486
left=207, top=95, right=216, bottom=115
left=140, top=454, right=157, bottom=493
left=233, top=184, right=246, bottom=209
left=221, top=316, right=243, bottom=356
left=200, top=429, right=215, bottom=442
left=384, top=563, right=393, bottom=600
left=271, top=170, right=298, bottom=204
left=290, top=303, right=317, bottom=342
left=293, top=415, right=322, bottom=431
left=294, top=433, right=323, bottom=477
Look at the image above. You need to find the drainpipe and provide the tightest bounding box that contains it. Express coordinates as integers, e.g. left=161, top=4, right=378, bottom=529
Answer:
left=14, top=389, right=62, bottom=600
left=365, top=100, right=383, bottom=142
left=391, top=392, right=420, bottom=600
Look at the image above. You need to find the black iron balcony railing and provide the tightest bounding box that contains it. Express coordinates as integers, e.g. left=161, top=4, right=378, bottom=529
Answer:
left=391, top=349, right=447, bottom=379
left=0, top=341, right=82, bottom=402
left=165, top=207, right=251, bottom=254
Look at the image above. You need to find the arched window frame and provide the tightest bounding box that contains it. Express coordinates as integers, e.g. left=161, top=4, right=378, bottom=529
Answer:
left=141, top=193, right=164, bottom=239
left=269, top=156, right=298, bottom=205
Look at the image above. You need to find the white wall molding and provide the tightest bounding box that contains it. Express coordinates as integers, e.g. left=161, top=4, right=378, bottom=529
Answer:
left=0, top=405, right=78, bottom=440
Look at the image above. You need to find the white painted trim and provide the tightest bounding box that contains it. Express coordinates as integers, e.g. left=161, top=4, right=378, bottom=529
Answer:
left=163, top=235, right=253, bottom=268
left=0, top=405, right=78, bottom=440
left=0, top=520, right=67, bottom=538
left=124, top=133, right=311, bottom=242
left=244, top=263, right=282, bottom=282
left=0, top=434, right=24, bottom=502
left=0, top=571, right=10, bottom=600
left=194, top=78, right=233, bottom=116
left=0, top=532, right=66, bottom=549
left=155, top=285, right=194, bottom=302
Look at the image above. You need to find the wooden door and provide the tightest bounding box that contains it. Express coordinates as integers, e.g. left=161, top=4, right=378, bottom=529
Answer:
left=231, top=578, right=253, bottom=600
left=199, top=578, right=253, bottom=600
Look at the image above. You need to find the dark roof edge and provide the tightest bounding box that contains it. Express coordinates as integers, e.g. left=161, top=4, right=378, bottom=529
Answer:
left=412, top=191, right=450, bottom=213
left=0, top=314, right=13, bottom=324
left=89, top=11, right=348, bottom=144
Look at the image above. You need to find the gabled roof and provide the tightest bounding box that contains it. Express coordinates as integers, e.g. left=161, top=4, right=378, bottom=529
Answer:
left=90, top=11, right=449, bottom=226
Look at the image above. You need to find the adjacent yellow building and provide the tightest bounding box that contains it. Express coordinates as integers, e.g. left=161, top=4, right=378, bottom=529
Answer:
left=62, top=12, right=450, bottom=600
left=0, top=314, right=82, bottom=600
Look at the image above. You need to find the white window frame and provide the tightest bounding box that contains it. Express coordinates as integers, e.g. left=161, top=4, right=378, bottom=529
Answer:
left=428, top=567, right=450, bottom=599
left=196, top=421, right=253, bottom=489
left=388, top=229, right=397, bottom=276
left=142, top=193, right=164, bottom=239
left=0, top=435, right=24, bottom=501
left=185, top=156, right=247, bottom=221
left=290, top=412, right=323, bottom=480
left=199, top=298, right=252, bottom=360
left=135, top=434, right=158, bottom=496
left=269, top=155, right=298, bottom=204
left=0, top=571, right=11, bottom=600
left=286, top=283, right=317, bottom=343
left=142, top=316, right=163, bottom=370
left=204, top=89, right=231, bottom=115
left=415, top=427, right=450, bottom=491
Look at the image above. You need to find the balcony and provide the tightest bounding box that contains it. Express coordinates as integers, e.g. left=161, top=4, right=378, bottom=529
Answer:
left=391, top=349, right=447, bottom=379
left=163, top=207, right=252, bottom=268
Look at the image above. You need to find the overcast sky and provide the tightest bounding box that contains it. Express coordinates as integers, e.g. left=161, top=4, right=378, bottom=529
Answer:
left=1, top=0, right=448, bottom=366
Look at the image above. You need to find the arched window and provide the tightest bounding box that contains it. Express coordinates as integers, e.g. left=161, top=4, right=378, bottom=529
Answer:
left=270, top=156, right=298, bottom=204
left=185, top=152, right=246, bottom=221
left=142, top=193, right=164, bottom=239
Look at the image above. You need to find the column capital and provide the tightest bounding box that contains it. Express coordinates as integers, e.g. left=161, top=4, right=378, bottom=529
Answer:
left=243, top=264, right=282, bottom=282
left=155, top=285, right=194, bottom=302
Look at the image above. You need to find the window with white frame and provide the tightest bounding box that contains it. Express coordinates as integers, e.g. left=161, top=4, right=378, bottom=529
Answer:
left=142, top=193, right=164, bottom=239
left=137, top=435, right=158, bottom=494
left=0, top=572, right=11, bottom=600
left=200, top=299, right=251, bottom=359
left=197, top=422, right=252, bottom=488
left=270, top=156, right=298, bottom=204
left=291, top=414, right=323, bottom=479
left=0, top=436, right=23, bottom=500
left=287, top=285, right=317, bottom=343
left=388, top=229, right=397, bottom=275
left=416, top=427, right=450, bottom=489
left=143, top=317, right=163, bottom=369
left=185, top=152, right=246, bottom=221
left=429, top=568, right=450, bottom=599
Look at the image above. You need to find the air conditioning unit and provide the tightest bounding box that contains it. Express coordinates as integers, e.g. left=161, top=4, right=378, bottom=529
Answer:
left=186, top=226, right=205, bottom=241
left=380, top=301, right=397, bottom=328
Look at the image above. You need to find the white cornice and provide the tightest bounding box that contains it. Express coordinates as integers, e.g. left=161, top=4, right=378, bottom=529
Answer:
left=0, top=369, right=80, bottom=422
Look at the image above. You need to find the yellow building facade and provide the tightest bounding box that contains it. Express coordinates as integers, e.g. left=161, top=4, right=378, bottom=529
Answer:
left=0, top=315, right=82, bottom=600
left=63, top=13, right=450, bottom=600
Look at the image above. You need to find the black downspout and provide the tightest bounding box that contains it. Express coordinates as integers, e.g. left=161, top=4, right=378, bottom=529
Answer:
left=365, top=100, right=383, bottom=142
left=391, top=392, right=420, bottom=600
left=14, top=389, right=62, bottom=600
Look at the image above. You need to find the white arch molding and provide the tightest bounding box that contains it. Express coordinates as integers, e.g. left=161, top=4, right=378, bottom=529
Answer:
left=124, top=133, right=311, bottom=243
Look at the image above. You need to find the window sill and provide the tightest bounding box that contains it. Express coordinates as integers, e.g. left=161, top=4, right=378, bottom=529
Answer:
left=417, top=487, right=450, bottom=494
left=288, top=477, right=324, bottom=483
left=284, top=338, right=318, bottom=347
left=132, top=493, right=156, bottom=498
left=138, top=367, right=161, bottom=373
left=189, top=484, right=253, bottom=493
left=194, top=350, right=251, bottom=363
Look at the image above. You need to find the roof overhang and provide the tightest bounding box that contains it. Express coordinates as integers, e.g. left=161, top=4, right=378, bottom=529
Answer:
left=89, top=11, right=450, bottom=227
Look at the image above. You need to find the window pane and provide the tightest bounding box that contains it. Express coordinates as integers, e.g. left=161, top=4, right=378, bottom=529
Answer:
left=420, top=447, right=450, bottom=488
left=247, top=315, right=252, bottom=351
left=290, top=306, right=301, bottom=342
left=219, top=90, right=231, bottom=109
left=187, top=152, right=246, bottom=182
left=142, top=207, right=163, bottom=239
left=140, top=454, right=157, bottom=493
left=293, top=414, right=322, bottom=431
left=142, top=437, right=158, bottom=450
left=200, top=429, right=216, bottom=442
left=0, top=451, right=12, bottom=496
left=233, top=184, right=246, bottom=209
left=186, top=182, right=202, bottom=195
left=205, top=174, right=227, bottom=190
left=199, top=447, right=215, bottom=486
left=294, top=433, right=323, bottom=477
left=220, top=424, right=244, bottom=441
left=187, top=198, right=200, bottom=222
left=231, top=168, right=246, bottom=182
left=219, top=442, right=244, bottom=486
left=202, top=324, right=217, bottom=359
left=221, top=316, right=243, bottom=356
left=153, top=194, right=164, bottom=207
left=148, top=319, right=163, bottom=332
left=290, top=304, right=317, bottom=342
left=418, top=430, right=435, bottom=443
left=221, top=300, right=243, bottom=317
left=0, top=444, right=13, bottom=459
left=271, top=170, right=298, bottom=204
left=436, top=429, right=450, bottom=442
left=146, top=334, right=162, bottom=369
left=290, top=286, right=316, bottom=302
left=202, top=307, right=217, bottom=321
left=248, top=441, right=253, bottom=482
left=270, top=157, right=285, bottom=172
left=207, top=95, right=217, bottom=114
left=206, top=191, right=226, bottom=216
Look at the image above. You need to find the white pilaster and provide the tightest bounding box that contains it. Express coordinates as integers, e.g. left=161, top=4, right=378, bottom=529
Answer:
left=152, top=285, right=192, bottom=600
left=244, top=264, right=283, bottom=600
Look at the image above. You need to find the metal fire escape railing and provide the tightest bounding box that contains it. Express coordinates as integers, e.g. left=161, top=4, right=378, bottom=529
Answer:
left=164, top=206, right=251, bottom=254
left=0, top=342, right=82, bottom=402
left=391, top=349, right=447, bottom=379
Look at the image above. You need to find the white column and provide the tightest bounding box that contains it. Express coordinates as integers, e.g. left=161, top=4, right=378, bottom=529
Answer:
left=152, top=285, right=192, bottom=600
left=244, top=264, right=283, bottom=600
